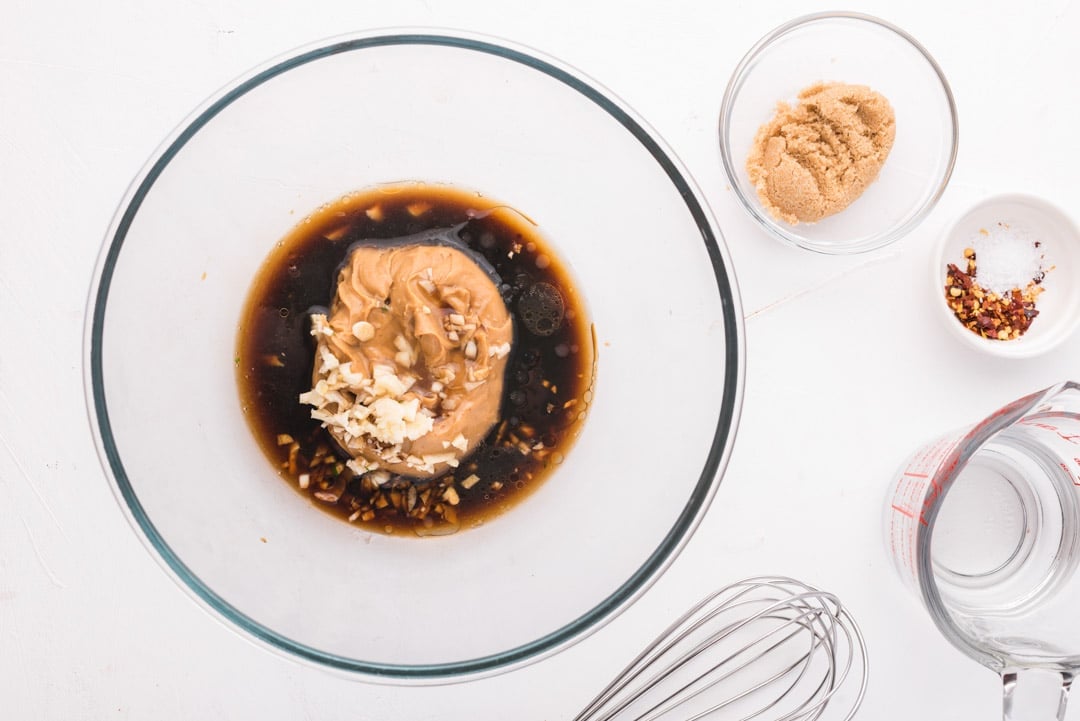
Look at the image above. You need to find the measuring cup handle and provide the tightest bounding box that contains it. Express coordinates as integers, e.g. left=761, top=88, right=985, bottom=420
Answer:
left=1002, top=670, right=1074, bottom=721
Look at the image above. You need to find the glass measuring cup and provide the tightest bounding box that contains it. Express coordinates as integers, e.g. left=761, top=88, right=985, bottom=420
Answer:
left=886, top=381, right=1080, bottom=720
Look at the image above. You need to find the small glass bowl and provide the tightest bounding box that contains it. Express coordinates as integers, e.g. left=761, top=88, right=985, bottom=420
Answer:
left=719, top=12, right=959, bottom=254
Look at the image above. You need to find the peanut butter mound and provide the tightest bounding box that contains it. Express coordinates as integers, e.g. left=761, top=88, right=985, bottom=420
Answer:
left=300, top=244, right=513, bottom=479
left=746, top=82, right=896, bottom=224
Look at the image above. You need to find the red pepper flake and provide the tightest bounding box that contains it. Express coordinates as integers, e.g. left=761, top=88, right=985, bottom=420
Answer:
left=945, top=248, right=1043, bottom=341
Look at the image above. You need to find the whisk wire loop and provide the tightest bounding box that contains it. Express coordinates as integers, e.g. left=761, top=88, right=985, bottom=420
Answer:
left=574, top=576, right=868, bottom=721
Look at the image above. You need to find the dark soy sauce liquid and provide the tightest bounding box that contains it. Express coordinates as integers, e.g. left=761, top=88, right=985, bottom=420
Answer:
left=237, top=184, right=594, bottom=536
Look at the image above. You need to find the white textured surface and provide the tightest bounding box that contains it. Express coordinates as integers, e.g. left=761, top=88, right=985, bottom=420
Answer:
left=2, top=0, right=1079, bottom=718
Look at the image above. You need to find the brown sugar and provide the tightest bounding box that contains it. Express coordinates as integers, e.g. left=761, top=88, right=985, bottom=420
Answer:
left=746, top=82, right=896, bottom=224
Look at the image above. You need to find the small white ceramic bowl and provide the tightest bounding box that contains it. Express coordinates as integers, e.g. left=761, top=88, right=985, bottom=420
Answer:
left=934, top=194, right=1080, bottom=358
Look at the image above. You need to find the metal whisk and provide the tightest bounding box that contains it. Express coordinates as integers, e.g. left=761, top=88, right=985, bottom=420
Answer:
left=575, top=576, right=868, bottom=721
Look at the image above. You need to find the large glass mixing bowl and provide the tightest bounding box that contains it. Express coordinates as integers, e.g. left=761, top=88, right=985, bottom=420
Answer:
left=85, top=30, right=744, bottom=682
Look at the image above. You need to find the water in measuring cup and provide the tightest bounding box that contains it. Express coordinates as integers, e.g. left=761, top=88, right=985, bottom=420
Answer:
left=931, top=413, right=1080, bottom=667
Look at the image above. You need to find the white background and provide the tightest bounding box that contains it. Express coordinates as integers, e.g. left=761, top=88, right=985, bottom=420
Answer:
left=3, top=0, right=1079, bottom=718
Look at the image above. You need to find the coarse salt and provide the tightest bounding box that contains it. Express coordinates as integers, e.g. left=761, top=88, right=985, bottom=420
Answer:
left=972, top=223, right=1045, bottom=294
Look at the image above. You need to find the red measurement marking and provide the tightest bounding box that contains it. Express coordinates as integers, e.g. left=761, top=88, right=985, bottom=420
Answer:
left=902, top=471, right=929, bottom=478
left=1018, top=420, right=1080, bottom=445
left=891, top=504, right=915, bottom=519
